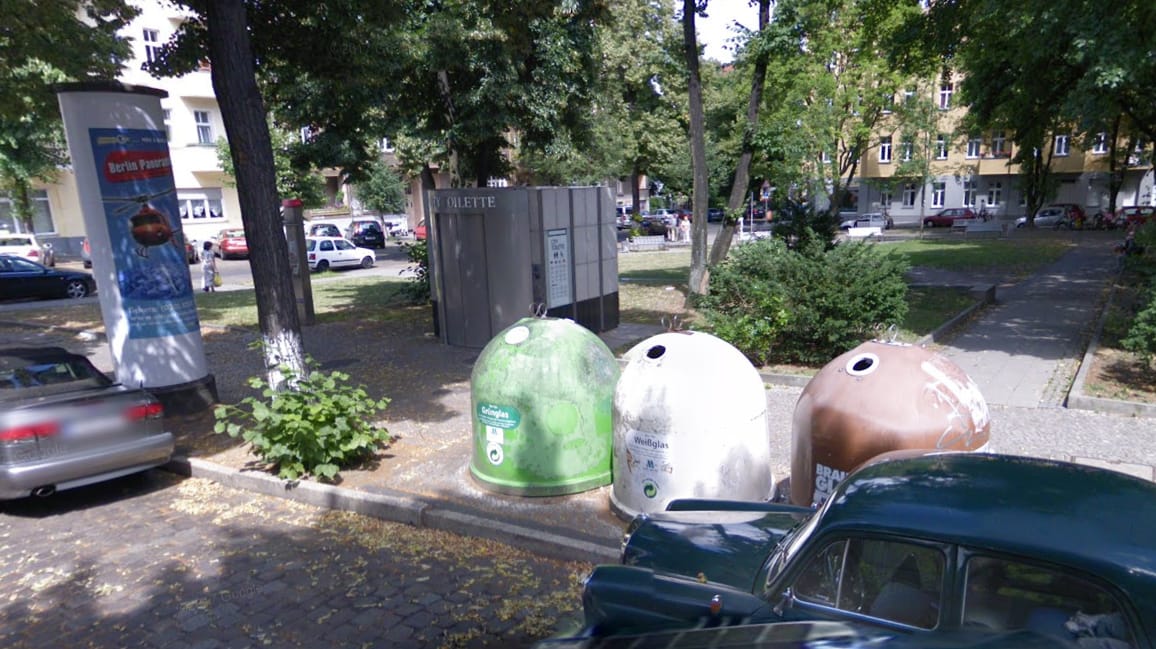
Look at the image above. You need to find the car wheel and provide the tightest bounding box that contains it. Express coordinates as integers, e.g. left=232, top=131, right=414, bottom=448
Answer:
left=360, top=256, right=374, bottom=268
left=923, top=220, right=934, bottom=228
left=83, top=260, right=92, bottom=269
left=65, top=280, right=89, bottom=299
left=316, top=259, right=330, bottom=272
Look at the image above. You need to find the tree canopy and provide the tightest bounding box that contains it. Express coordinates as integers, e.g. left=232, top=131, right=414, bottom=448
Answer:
left=0, top=0, right=137, bottom=231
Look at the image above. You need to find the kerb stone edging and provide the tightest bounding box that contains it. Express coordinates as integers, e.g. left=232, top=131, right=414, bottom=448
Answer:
left=165, top=456, right=620, bottom=565
left=1067, top=285, right=1156, bottom=418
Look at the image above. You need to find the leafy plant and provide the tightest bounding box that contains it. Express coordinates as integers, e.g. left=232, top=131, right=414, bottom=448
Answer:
left=400, top=239, right=430, bottom=303
left=214, top=360, right=392, bottom=481
left=699, top=237, right=909, bottom=366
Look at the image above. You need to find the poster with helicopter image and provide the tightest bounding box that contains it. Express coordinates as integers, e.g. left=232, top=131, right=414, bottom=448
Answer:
left=89, top=127, right=200, bottom=340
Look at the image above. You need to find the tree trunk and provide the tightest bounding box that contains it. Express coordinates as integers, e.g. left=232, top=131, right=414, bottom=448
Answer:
left=709, top=0, right=772, bottom=266
left=631, top=166, right=641, bottom=217
left=203, top=0, right=305, bottom=390
left=11, top=178, right=35, bottom=233
left=684, top=0, right=709, bottom=296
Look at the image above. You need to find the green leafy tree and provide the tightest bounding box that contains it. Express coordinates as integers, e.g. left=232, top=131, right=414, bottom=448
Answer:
left=0, top=0, right=137, bottom=232
left=215, top=122, right=326, bottom=208
left=916, top=0, right=1156, bottom=222
left=759, top=0, right=924, bottom=217
left=355, top=158, right=407, bottom=215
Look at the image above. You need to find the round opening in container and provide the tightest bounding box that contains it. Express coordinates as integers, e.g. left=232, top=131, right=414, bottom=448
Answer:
left=646, top=345, right=666, bottom=359
left=846, top=353, right=879, bottom=376
left=504, top=325, right=530, bottom=345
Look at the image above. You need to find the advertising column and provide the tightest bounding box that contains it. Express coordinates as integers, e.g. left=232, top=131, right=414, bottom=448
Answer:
left=56, top=82, right=215, bottom=413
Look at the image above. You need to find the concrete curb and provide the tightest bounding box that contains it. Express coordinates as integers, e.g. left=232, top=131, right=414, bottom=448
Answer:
left=164, top=456, right=620, bottom=565
left=0, top=319, right=106, bottom=342
left=1067, top=285, right=1156, bottom=418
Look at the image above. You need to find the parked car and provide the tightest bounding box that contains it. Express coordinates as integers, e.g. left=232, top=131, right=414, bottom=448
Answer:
left=839, top=212, right=893, bottom=231
left=651, top=209, right=678, bottom=228
left=1116, top=205, right=1156, bottom=227
left=308, top=223, right=342, bottom=238
left=0, top=256, right=95, bottom=300
left=616, top=206, right=634, bottom=229
left=346, top=220, right=385, bottom=249
left=0, top=346, right=173, bottom=500
left=212, top=228, right=248, bottom=259
left=707, top=207, right=726, bottom=222
left=304, top=236, right=376, bottom=272
left=1015, top=204, right=1086, bottom=229
left=923, top=207, right=976, bottom=228
left=573, top=453, right=1155, bottom=646
left=0, top=233, right=54, bottom=267
left=183, top=237, right=199, bottom=265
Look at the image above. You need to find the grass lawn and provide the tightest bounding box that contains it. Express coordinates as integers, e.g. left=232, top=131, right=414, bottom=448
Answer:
left=884, top=237, right=1074, bottom=280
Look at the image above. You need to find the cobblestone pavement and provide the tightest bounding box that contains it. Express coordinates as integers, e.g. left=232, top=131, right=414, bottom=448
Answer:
left=0, top=472, right=589, bottom=649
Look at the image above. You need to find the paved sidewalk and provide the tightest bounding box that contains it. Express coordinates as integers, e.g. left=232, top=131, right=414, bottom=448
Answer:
left=936, top=234, right=1119, bottom=408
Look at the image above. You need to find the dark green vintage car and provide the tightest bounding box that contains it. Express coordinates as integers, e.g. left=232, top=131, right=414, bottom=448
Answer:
left=575, top=453, right=1154, bottom=647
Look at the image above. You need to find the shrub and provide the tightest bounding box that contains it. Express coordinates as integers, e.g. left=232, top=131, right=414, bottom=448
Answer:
left=214, top=361, right=393, bottom=481
left=400, top=239, right=430, bottom=303
left=700, top=237, right=909, bottom=366
left=1122, top=274, right=1156, bottom=366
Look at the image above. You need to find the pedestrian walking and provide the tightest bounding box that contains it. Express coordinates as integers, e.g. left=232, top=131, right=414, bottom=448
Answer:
left=201, top=240, right=218, bottom=292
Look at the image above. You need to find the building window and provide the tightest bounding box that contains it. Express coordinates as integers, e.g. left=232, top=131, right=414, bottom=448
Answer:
left=967, top=135, right=982, bottom=159
left=879, top=136, right=893, bottom=163
left=901, top=140, right=913, bottom=162
left=1055, top=133, right=1071, bottom=157
left=991, top=131, right=1007, bottom=157
left=938, top=81, right=953, bottom=109
left=880, top=190, right=892, bottom=207
left=935, top=135, right=948, bottom=159
left=142, top=28, right=162, bottom=64
left=903, top=88, right=916, bottom=104
left=1092, top=132, right=1108, bottom=154
left=380, top=137, right=395, bottom=153
left=486, top=177, right=509, bottom=188
left=820, top=150, right=831, bottom=164
left=177, top=189, right=224, bottom=221
left=902, top=183, right=917, bottom=207
left=881, top=94, right=894, bottom=114
left=193, top=110, right=213, bottom=145
left=987, top=182, right=1003, bottom=206
left=962, top=180, right=976, bottom=208
left=932, top=182, right=945, bottom=208
left=0, top=190, right=55, bottom=233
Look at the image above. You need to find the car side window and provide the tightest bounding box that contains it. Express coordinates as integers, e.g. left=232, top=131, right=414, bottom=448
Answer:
left=962, top=555, right=1136, bottom=646
left=791, top=537, right=944, bottom=629
left=336, top=240, right=354, bottom=250
left=320, top=240, right=334, bottom=251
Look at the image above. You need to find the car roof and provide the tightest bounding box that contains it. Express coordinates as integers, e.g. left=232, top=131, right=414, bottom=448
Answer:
left=822, top=453, right=1156, bottom=610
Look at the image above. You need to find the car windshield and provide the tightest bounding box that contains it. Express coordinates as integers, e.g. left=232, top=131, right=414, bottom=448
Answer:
left=0, top=351, right=112, bottom=401
left=761, top=510, right=824, bottom=597
left=305, top=239, right=317, bottom=251
left=0, top=237, right=33, bottom=246
left=222, top=230, right=245, bottom=238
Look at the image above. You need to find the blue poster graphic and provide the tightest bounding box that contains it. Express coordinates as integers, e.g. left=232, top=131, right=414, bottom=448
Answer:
left=89, top=128, right=200, bottom=339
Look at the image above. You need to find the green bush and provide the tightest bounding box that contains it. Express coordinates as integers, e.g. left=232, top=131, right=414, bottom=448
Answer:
left=700, top=237, right=909, bottom=366
left=400, top=239, right=430, bottom=303
left=1122, top=275, right=1156, bottom=366
left=214, top=361, right=393, bottom=481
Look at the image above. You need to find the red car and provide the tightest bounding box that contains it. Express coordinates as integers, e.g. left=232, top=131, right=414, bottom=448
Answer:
left=213, top=228, right=249, bottom=259
left=1116, top=205, right=1156, bottom=227
left=923, top=207, right=976, bottom=228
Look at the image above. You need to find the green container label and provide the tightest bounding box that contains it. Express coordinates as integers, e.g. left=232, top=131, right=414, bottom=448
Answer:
left=477, top=403, right=521, bottom=429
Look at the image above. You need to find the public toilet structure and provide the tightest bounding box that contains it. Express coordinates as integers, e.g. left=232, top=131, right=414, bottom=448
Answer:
left=790, top=340, right=991, bottom=507
left=469, top=317, right=619, bottom=496
left=611, top=331, right=773, bottom=519
left=426, top=187, right=619, bottom=348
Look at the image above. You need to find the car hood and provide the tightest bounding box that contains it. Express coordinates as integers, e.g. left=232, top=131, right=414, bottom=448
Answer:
left=622, top=504, right=812, bottom=592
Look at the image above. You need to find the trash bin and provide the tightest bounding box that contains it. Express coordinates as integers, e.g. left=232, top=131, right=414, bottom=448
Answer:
left=469, top=316, right=619, bottom=496
left=790, top=340, right=991, bottom=507
left=611, top=331, right=773, bottom=519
